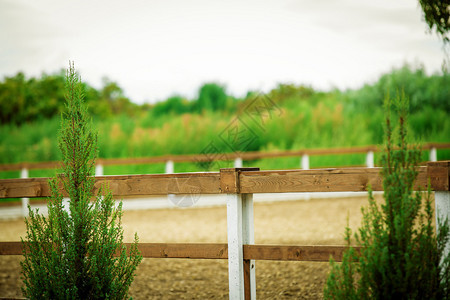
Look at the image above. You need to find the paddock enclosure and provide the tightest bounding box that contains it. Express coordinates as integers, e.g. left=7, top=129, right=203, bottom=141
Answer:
left=0, top=161, right=449, bottom=299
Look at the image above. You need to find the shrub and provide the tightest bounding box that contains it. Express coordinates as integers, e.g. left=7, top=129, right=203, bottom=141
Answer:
left=21, top=62, right=142, bottom=299
left=324, top=94, right=450, bottom=299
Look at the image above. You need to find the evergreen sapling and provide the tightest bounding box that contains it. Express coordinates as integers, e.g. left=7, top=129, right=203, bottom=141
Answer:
left=324, top=94, right=450, bottom=299
left=21, top=62, right=142, bottom=299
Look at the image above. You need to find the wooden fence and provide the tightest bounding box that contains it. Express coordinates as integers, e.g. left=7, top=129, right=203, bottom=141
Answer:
left=0, top=161, right=449, bottom=299
left=2, top=142, right=449, bottom=218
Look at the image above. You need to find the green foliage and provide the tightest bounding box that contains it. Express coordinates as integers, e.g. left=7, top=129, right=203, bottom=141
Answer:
left=0, top=72, right=65, bottom=125
left=265, top=83, right=316, bottom=105
left=196, top=82, right=228, bottom=112
left=418, top=0, right=450, bottom=44
left=151, top=95, right=190, bottom=116
left=0, top=71, right=138, bottom=125
left=21, top=63, right=142, bottom=299
left=0, top=64, right=449, bottom=174
left=324, top=94, right=450, bottom=299
left=345, top=64, right=450, bottom=113
left=99, top=77, right=139, bottom=116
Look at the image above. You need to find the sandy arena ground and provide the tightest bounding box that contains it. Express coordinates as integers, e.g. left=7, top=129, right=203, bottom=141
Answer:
left=0, top=195, right=377, bottom=299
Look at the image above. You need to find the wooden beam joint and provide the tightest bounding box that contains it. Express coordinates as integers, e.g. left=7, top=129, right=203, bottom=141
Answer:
left=220, top=168, right=259, bottom=194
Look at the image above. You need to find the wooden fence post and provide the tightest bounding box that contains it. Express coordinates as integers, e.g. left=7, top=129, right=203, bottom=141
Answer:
left=221, top=168, right=259, bottom=300
left=20, top=166, right=29, bottom=217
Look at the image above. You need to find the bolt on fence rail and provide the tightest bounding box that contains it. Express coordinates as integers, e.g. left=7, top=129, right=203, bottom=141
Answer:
left=0, top=162, right=449, bottom=299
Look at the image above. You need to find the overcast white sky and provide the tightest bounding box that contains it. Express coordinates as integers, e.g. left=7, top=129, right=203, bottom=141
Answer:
left=0, top=0, right=445, bottom=104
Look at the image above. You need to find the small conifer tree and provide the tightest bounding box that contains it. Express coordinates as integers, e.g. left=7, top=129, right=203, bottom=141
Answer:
left=324, top=94, right=450, bottom=299
left=21, top=62, right=142, bottom=299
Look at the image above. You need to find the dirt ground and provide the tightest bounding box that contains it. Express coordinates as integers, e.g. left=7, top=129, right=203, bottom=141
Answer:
left=0, top=195, right=376, bottom=299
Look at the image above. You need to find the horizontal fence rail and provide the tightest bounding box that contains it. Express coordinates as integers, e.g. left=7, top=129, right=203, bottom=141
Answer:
left=0, top=172, right=222, bottom=198
left=0, top=242, right=360, bottom=262
left=0, top=163, right=448, bottom=199
left=0, top=142, right=448, bottom=171
left=1, top=162, right=449, bottom=300
left=3, top=142, right=448, bottom=219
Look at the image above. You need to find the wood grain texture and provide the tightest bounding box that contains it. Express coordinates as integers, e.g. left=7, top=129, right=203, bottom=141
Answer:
left=0, top=172, right=221, bottom=198
left=243, top=245, right=361, bottom=262
left=424, top=143, right=450, bottom=150
left=220, top=168, right=239, bottom=194
left=239, top=166, right=434, bottom=193
left=427, top=161, right=450, bottom=191
left=0, top=161, right=60, bottom=171
left=1, top=164, right=448, bottom=198
left=0, top=242, right=358, bottom=262
left=136, top=243, right=228, bottom=259
left=220, top=168, right=259, bottom=194
left=0, top=177, right=52, bottom=198
left=243, top=259, right=251, bottom=300
left=0, top=242, right=23, bottom=255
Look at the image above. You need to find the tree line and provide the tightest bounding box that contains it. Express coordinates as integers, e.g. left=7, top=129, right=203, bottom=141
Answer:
left=0, top=70, right=237, bottom=125
left=0, top=64, right=449, bottom=126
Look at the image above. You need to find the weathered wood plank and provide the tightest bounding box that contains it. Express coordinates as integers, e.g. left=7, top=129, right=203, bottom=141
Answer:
left=0, top=177, right=52, bottom=198
left=136, top=243, right=228, bottom=259
left=243, top=259, right=251, bottom=300
left=219, top=168, right=259, bottom=194
left=424, top=143, right=450, bottom=150
left=239, top=166, right=434, bottom=193
left=220, top=168, right=240, bottom=194
left=428, top=161, right=450, bottom=191
left=0, top=161, right=60, bottom=172
left=0, top=173, right=221, bottom=198
left=0, top=242, right=358, bottom=262
left=0, top=242, right=229, bottom=258
left=0, top=242, right=23, bottom=255
left=243, top=245, right=361, bottom=262
left=97, top=173, right=221, bottom=196
left=1, top=164, right=447, bottom=198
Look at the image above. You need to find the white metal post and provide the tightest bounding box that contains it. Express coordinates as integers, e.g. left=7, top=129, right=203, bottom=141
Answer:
left=165, top=160, right=174, bottom=174
left=429, top=147, right=437, bottom=162
left=166, top=160, right=176, bottom=205
left=226, top=192, right=256, bottom=300
left=95, top=163, right=104, bottom=206
left=234, top=157, right=243, bottom=168
left=95, top=163, right=104, bottom=176
left=435, top=191, right=450, bottom=260
left=366, top=150, right=374, bottom=168
left=222, top=167, right=258, bottom=299
left=301, top=154, right=310, bottom=170
left=242, top=193, right=256, bottom=299
left=20, top=167, right=29, bottom=217
left=227, top=193, right=245, bottom=300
